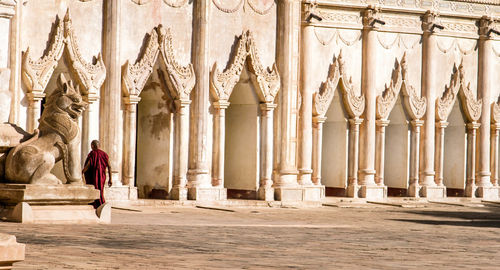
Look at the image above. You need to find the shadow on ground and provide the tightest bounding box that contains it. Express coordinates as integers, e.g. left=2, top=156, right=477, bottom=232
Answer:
left=391, top=205, right=500, bottom=228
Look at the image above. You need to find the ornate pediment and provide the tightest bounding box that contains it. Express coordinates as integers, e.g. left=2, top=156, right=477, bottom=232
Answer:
left=436, top=64, right=460, bottom=121
left=158, top=25, right=196, bottom=101
left=376, top=57, right=403, bottom=120
left=400, top=53, right=426, bottom=120
left=22, top=10, right=106, bottom=99
left=210, top=30, right=280, bottom=104
left=457, top=62, right=482, bottom=122
left=313, top=51, right=365, bottom=119
left=122, top=29, right=160, bottom=98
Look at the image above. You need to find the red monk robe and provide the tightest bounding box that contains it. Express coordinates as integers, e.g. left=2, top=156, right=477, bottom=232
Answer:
left=83, top=148, right=111, bottom=209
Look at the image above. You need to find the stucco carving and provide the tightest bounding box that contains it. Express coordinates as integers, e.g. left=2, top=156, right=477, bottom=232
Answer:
left=361, top=6, right=382, bottom=29
left=158, top=25, right=196, bottom=101
left=5, top=74, right=86, bottom=185
left=210, top=30, right=280, bottom=103
left=457, top=62, right=482, bottom=122
left=436, top=63, right=461, bottom=121
left=313, top=51, right=365, bottom=119
left=492, top=95, right=500, bottom=124
left=122, top=29, right=160, bottom=98
left=22, top=10, right=106, bottom=98
left=376, top=58, right=403, bottom=120
left=213, top=0, right=243, bottom=13
left=246, top=0, right=275, bottom=15
left=399, top=53, right=426, bottom=120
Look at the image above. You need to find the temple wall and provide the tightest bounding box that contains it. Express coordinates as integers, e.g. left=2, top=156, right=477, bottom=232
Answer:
left=1, top=0, right=500, bottom=201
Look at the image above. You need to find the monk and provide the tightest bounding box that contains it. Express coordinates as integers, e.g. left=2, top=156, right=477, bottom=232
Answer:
left=82, top=140, right=112, bottom=209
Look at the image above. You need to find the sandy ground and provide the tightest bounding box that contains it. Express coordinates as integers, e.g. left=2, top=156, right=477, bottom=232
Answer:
left=1, top=200, right=500, bottom=269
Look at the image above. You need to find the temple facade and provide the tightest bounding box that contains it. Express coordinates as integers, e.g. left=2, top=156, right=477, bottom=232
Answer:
left=0, top=0, right=500, bottom=202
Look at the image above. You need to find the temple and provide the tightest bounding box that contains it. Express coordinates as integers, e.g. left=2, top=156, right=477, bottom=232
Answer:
left=0, top=0, right=500, bottom=203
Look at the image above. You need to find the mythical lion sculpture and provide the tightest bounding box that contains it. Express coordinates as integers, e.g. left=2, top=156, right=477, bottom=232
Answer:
left=5, top=74, right=87, bottom=185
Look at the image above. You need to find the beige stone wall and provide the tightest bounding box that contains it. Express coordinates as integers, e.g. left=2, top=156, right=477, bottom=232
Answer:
left=2, top=0, right=500, bottom=201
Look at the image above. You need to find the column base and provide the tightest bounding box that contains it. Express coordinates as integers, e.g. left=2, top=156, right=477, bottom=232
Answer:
left=188, top=186, right=227, bottom=201
left=475, top=186, right=499, bottom=200
left=169, top=187, right=188, bottom=200
left=465, top=184, right=476, bottom=197
left=348, top=184, right=386, bottom=199
left=274, top=185, right=324, bottom=202
left=257, top=187, right=274, bottom=201
left=0, top=233, right=25, bottom=269
left=104, top=186, right=138, bottom=201
left=419, top=185, right=446, bottom=198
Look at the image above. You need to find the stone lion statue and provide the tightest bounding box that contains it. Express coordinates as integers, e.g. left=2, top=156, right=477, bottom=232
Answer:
left=5, top=74, right=87, bottom=185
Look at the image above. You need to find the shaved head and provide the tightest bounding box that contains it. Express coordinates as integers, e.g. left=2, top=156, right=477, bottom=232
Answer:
left=91, top=140, right=100, bottom=150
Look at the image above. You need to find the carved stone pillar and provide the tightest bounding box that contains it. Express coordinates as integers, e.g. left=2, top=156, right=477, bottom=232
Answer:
left=121, top=96, right=140, bottom=188
left=434, top=121, right=448, bottom=187
left=81, top=94, right=99, bottom=165
left=357, top=7, right=385, bottom=198
left=490, top=123, right=500, bottom=187
left=298, top=21, right=314, bottom=186
left=102, top=0, right=122, bottom=186
left=311, top=116, right=326, bottom=186
left=408, top=120, right=424, bottom=197
left=374, top=119, right=389, bottom=186
left=346, top=117, right=363, bottom=197
left=258, top=103, right=277, bottom=201
left=26, top=91, right=44, bottom=133
left=476, top=16, right=497, bottom=198
left=170, top=99, right=192, bottom=200
left=419, top=11, right=439, bottom=187
left=211, top=101, right=229, bottom=188
left=274, top=0, right=302, bottom=201
left=465, top=123, right=480, bottom=197
left=187, top=0, right=225, bottom=201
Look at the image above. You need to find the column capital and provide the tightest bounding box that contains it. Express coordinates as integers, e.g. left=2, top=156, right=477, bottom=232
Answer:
left=410, top=119, right=424, bottom=127
left=436, top=121, right=449, bottom=128
left=123, top=95, right=141, bottom=105
left=478, top=16, right=496, bottom=39
left=175, top=98, right=192, bottom=107
left=361, top=5, right=383, bottom=29
left=467, top=122, right=481, bottom=130
left=83, top=93, right=100, bottom=104
left=26, top=91, right=45, bottom=101
left=313, top=116, right=326, bottom=124
left=260, top=102, right=277, bottom=111
left=376, top=119, right=390, bottom=127
left=213, top=100, right=230, bottom=109
left=349, top=117, right=363, bottom=126
left=421, top=10, right=442, bottom=34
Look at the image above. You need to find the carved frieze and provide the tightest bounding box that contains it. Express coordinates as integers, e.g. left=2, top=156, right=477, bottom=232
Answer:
left=22, top=10, right=106, bottom=99
left=399, top=53, right=426, bottom=120
left=376, top=58, right=403, bottom=120
left=213, top=0, right=243, bottom=13
left=210, top=30, right=280, bottom=103
left=246, top=0, right=275, bottom=15
left=313, top=57, right=340, bottom=117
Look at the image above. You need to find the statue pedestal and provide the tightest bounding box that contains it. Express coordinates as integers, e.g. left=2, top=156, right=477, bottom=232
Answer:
left=0, top=184, right=110, bottom=224
left=0, top=234, right=25, bottom=270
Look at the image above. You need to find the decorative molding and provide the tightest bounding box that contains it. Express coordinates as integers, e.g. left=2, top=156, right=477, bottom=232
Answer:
left=377, top=33, right=420, bottom=50
left=130, top=0, right=151, bottom=4
left=337, top=51, right=365, bottom=118
left=22, top=10, right=106, bottom=99
left=399, top=53, right=426, bottom=120
left=246, top=0, right=275, bottom=15
left=313, top=28, right=361, bottom=46
left=315, top=9, right=361, bottom=25
left=479, top=15, right=495, bottom=38
left=457, top=61, right=482, bottom=122
left=213, top=0, right=243, bottom=13
left=210, top=30, right=280, bottom=103
left=162, top=0, right=189, bottom=8
left=158, top=25, right=196, bottom=101
left=376, top=57, right=403, bottom=120
left=122, top=29, right=160, bottom=98
left=436, top=38, right=477, bottom=55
